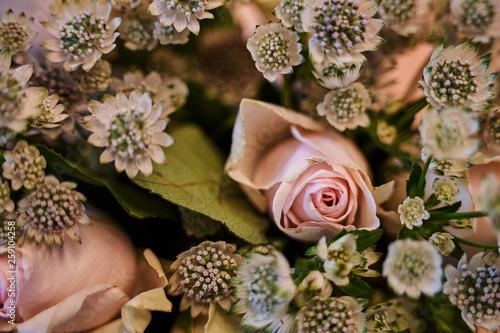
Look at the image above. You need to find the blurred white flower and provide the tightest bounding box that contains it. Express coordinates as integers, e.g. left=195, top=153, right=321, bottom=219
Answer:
left=119, top=7, right=157, bottom=51
left=17, top=175, right=91, bottom=247
left=0, top=9, right=37, bottom=56
left=246, top=23, right=304, bottom=82
left=295, top=270, right=332, bottom=306
left=77, top=59, right=112, bottom=93
left=450, top=0, right=500, bottom=42
left=444, top=252, right=500, bottom=331
left=302, top=0, right=383, bottom=65
left=397, top=196, right=429, bottom=229
left=41, top=0, right=121, bottom=71
left=429, top=232, right=455, bottom=255
left=377, top=120, right=397, bottom=145
left=378, top=0, right=430, bottom=36
left=432, top=177, right=460, bottom=204
left=233, top=250, right=296, bottom=332
left=365, top=301, right=411, bottom=333
left=153, top=21, right=190, bottom=45
left=2, top=140, right=46, bottom=190
left=0, top=180, right=14, bottom=213
left=111, top=0, right=142, bottom=11
left=84, top=90, right=174, bottom=178
left=312, top=59, right=362, bottom=89
left=274, top=0, right=305, bottom=31
left=383, top=239, right=442, bottom=298
left=419, top=108, right=480, bottom=161
left=317, top=82, right=371, bottom=131
left=419, top=41, right=496, bottom=110
left=148, top=0, right=223, bottom=35
left=478, top=173, right=500, bottom=244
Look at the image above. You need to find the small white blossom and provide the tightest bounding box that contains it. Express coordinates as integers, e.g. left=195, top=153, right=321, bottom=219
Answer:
left=0, top=9, right=37, bottom=56
left=297, top=296, right=366, bottom=333
left=317, top=234, right=363, bottom=286
left=233, top=250, right=296, bottom=331
left=377, top=120, right=397, bottom=145
left=317, top=82, right=371, bottom=131
left=383, top=239, right=443, bottom=298
left=153, top=21, right=190, bottom=45
left=398, top=196, right=429, bottom=229
left=378, top=0, right=430, bottom=36
left=444, top=252, right=500, bottom=331
left=119, top=8, right=157, bottom=51
left=365, top=301, right=411, bottom=333
left=2, top=140, right=46, bottom=190
left=419, top=108, right=480, bottom=161
left=77, top=59, right=112, bottom=93
left=30, top=94, right=68, bottom=129
left=111, top=0, right=142, bottom=11
left=302, top=0, right=383, bottom=65
left=274, top=0, right=306, bottom=31
left=419, top=41, right=496, bottom=110
left=0, top=180, right=14, bottom=213
left=42, top=0, right=121, bottom=71
left=450, top=0, right=500, bottom=42
left=432, top=177, right=460, bottom=204
left=429, top=232, right=455, bottom=256
left=295, top=271, right=332, bottom=306
left=168, top=241, right=243, bottom=317
left=421, top=149, right=471, bottom=177
left=148, top=0, right=223, bottom=35
left=17, top=175, right=90, bottom=247
left=312, top=59, right=362, bottom=89
left=84, top=90, right=174, bottom=178
left=247, top=23, right=304, bottom=82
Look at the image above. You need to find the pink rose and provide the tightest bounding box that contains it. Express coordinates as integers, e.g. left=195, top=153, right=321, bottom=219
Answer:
left=225, top=99, right=387, bottom=242
left=0, top=210, right=170, bottom=332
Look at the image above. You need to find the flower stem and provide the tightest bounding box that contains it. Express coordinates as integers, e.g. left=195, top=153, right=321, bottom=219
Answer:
left=395, top=98, right=428, bottom=130
left=417, top=155, right=432, bottom=197
left=454, top=237, right=499, bottom=249
left=281, top=75, right=293, bottom=109
left=428, top=211, right=488, bottom=221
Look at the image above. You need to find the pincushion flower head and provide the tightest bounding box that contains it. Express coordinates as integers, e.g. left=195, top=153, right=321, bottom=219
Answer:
left=432, top=177, right=460, bottom=204
left=153, top=21, right=190, bottom=45
left=246, top=23, right=304, bottom=82
left=274, top=0, right=306, bottom=31
left=119, top=6, right=157, bottom=51
left=419, top=41, right=496, bottom=110
left=2, top=140, right=46, bottom=190
left=378, top=0, right=430, bottom=36
left=147, top=0, right=223, bottom=35
left=0, top=9, right=37, bottom=56
left=167, top=241, right=243, bottom=317
left=383, top=239, right=443, bottom=298
left=29, top=93, right=68, bottom=130
left=316, top=82, right=371, bottom=131
left=17, top=175, right=91, bottom=247
left=232, top=250, right=296, bottom=331
left=84, top=90, right=174, bottom=178
left=450, top=0, right=500, bottom=42
left=312, top=59, right=362, bottom=89
left=41, top=0, right=121, bottom=71
left=444, top=251, right=500, bottom=331
left=419, top=107, right=480, bottom=161
left=301, top=0, right=383, bottom=65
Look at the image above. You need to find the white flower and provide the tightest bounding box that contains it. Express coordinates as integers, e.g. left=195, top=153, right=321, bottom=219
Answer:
left=419, top=41, right=496, bottom=110
left=42, top=0, right=121, bottom=71
left=0, top=180, right=14, bottom=213
left=233, top=250, right=296, bottom=331
left=295, top=270, right=332, bottom=306
left=0, top=9, right=37, bottom=55
left=0, top=51, right=47, bottom=133
left=432, top=177, right=460, bottom=204
left=247, top=23, right=304, bottom=82
left=450, top=0, right=500, bottom=42
left=444, top=252, right=500, bottom=331
left=317, top=82, right=371, bottom=131
left=419, top=108, right=480, bottom=161
left=153, top=21, right=190, bottom=45
left=397, top=196, right=429, bottom=229
left=302, top=0, right=383, bottom=65
left=2, top=140, right=46, bottom=190
left=297, top=296, right=366, bottom=333
left=119, top=8, right=157, bottom=51
left=111, top=0, right=142, bottom=11
left=317, top=234, right=363, bottom=286
left=148, top=0, right=223, bottom=35
left=365, top=301, right=411, bottom=333
left=429, top=232, right=455, bottom=256
left=312, top=59, right=362, bottom=89
left=378, top=0, right=430, bottom=36
left=377, top=120, right=397, bottom=145
left=84, top=90, right=174, bottom=178
left=30, top=94, right=68, bottom=129
left=274, top=0, right=306, bottom=31
left=77, top=59, right=112, bottom=93
left=17, top=175, right=91, bottom=247
left=167, top=241, right=243, bottom=317
left=383, top=239, right=443, bottom=298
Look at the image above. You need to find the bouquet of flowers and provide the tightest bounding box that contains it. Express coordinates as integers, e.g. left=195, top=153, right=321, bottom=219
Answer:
left=1, top=0, right=500, bottom=331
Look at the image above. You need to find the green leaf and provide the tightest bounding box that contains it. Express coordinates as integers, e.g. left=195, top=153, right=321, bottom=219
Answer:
left=292, top=258, right=323, bottom=285
left=397, top=227, right=419, bottom=240
left=355, top=229, right=383, bottom=252
left=132, top=123, right=269, bottom=244
left=326, top=229, right=349, bottom=246
left=39, top=145, right=177, bottom=220
left=406, top=161, right=422, bottom=198
left=339, top=275, right=373, bottom=298
left=429, top=201, right=461, bottom=215
left=425, top=294, right=473, bottom=333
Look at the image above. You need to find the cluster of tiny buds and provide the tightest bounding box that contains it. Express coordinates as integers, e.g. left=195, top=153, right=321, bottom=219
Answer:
left=258, top=31, right=290, bottom=71
left=0, top=21, right=28, bottom=49
left=29, top=68, right=78, bottom=105
left=165, top=0, right=204, bottom=14
left=460, top=0, right=494, bottom=30
left=328, top=89, right=363, bottom=123
left=390, top=250, right=429, bottom=283
left=3, top=141, right=46, bottom=190
left=122, top=18, right=152, bottom=45
left=59, top=12, right=107, bottom=60
left=452, top=262, right=500, bottom=325
left=429, top=59, right=478, bottom=105
left=299, top=297, right=357, bottom=333
left=108, top=109, right=150, bottom=158
left=381, top=0, right=415, bottom=23
left=280, top=0, right=304, bottom=26
left=178, top=245, right=238, bottom=303
left=247, top=263, right=281, bottom=315
left=312, top=0, right=367, bottom=54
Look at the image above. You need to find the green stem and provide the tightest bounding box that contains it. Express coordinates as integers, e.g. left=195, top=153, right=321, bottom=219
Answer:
left=281, top=75, right=293, bottom=109
left=429, top=211, right=489, bottom=221
left=454, top=237, right=499, bottom=250
left=395, top=98, right=428, bottom=130
left=417, top=155, right=432, bottom=197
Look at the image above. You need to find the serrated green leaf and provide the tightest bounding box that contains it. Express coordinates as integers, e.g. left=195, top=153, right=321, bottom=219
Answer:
left=406, top=161, right=422, bottom=198
left=132, top=123, right=269, bottom=244
left=339, top=275, right=373, bottom=298
left=39, top=145, right=177, bottom=220
left=356, top=229, right=383, bottom=252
